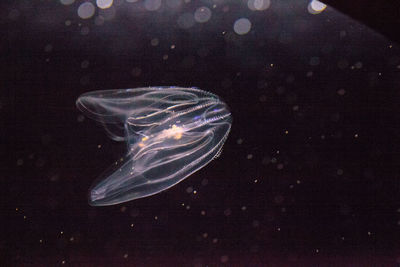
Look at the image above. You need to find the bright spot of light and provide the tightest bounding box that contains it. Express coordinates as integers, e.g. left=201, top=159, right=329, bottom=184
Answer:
left=233, top=18, right=251, bottom=35
left=144, top=0, right=162, bottom=11
left=60, top=0, right=75, bottom=5
left=194, top=6, right=212, bottom=23
left=308, top=0, right=327, bottom=14
left=247, top=0, right=271, bottom=11
left=97, top=0, right=113, bottom=9
left=78, top=2, right=96, bottom=19
left=311, top=0, right=327, bottom=11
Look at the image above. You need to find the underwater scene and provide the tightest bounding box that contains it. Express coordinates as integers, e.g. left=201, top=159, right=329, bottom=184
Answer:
left=5, top=0, right=400, bottom=265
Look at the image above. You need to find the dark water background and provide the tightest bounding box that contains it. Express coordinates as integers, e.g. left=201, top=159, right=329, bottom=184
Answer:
left=4, top=0, right=400, bottom=265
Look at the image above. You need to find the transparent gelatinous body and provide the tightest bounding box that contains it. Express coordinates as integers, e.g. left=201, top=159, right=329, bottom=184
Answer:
left=76, top=87, right=232, bottom=206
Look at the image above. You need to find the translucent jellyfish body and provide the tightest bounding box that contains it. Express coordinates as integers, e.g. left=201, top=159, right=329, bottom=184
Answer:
left=76, top=87, right=232, bottom=206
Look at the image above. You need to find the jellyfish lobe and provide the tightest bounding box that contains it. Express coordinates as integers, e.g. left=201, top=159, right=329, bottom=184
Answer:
left=76, top=87, right=232, bottom=206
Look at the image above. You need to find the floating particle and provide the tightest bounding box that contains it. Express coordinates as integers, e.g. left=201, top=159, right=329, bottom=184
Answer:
left=247, top=0, right=271, bottom=11
left=97, top=0, right=113, bottom=9
left=194, top=6, right=212, bottom=23
left=44, top=44, right=53, bottom=52
left=337, top=88, right=346, bottom=95
left=60, top=0, right=75, bottom=5
left=78, top=2, right=96, bottom=19
left=308, top=0, right=327, bottom=14
left=150, top=38, right=159, bottom=46
left=177, top=13, right=195, bottom=29
left=233, top=18, right=251, bottom=35
left=220, top=255, right=229, bottom=263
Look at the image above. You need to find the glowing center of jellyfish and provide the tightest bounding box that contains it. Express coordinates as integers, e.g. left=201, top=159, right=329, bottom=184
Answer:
left=77, top=87, right=232, bottom=206
left=138, top=124, right=183, bottom=148
left=160, top=124, right=184, bottom=140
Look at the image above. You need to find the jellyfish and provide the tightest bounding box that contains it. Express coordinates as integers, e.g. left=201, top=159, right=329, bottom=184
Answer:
left=76, top=87, right=232, bottom=206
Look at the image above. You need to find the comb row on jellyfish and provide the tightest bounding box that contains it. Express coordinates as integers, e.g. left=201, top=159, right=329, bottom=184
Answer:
left=76, top=87, right=232, bottom=206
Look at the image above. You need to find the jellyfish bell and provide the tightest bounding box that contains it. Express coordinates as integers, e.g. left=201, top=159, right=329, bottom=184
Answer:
left=76, top=87, right=232, bottom=206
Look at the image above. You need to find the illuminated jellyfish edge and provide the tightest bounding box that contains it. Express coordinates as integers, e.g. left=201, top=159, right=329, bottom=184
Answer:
left=88, top=111, right=232, bottom=206
left=77, top=87, right=232, bottom=206
left=88, top=122, right=231, bottom=206
left=75, top=86, right=219, bottom=122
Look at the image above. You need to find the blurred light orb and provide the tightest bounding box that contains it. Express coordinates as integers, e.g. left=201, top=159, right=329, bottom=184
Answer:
left=81, top=60, right=90, bottom=69
left=78, top=2, right=96, bottom=19
left=194, top=7, right=212, bottom=23
left=233, top=18, right=251, bottom=35
left=144, top=0, right=162, bottom=11
left=8, top=9, right=20, bottom=21
left=247, top=0, right=270, bottom=11
left=308, top=0, right=327, bottom=14
left=97, top=0, right=113, bottom=9
left=60, top=0, right=75, bottom=5
left=44, top=44, right=53, bottom=53
left=166, top=0, right=182, bottom=9
left=177, top=13, right=195, bottom=29
left=310, top=0, right=327, bottom=11
left=151, top=38, right=159, bottom=46
left=309, top=56, right=320, bottom=66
